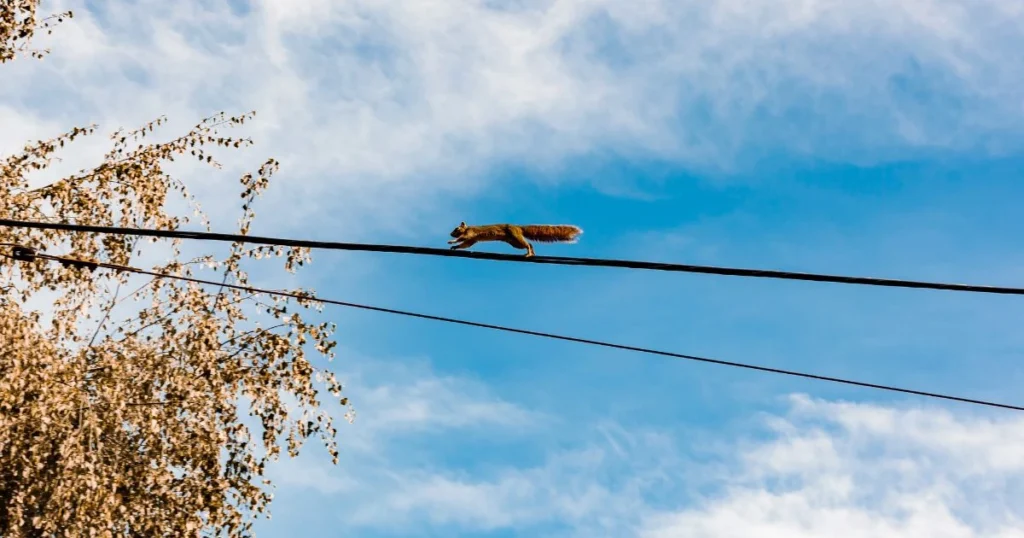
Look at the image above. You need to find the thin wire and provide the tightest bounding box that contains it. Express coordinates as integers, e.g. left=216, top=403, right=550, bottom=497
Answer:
left=13, top=249, right=1023, bottom=412
left=1, top=218, right=1020, bottom=296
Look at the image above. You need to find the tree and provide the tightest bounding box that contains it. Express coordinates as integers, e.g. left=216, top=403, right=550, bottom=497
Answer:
left=0, top=3, right=350, bottom=536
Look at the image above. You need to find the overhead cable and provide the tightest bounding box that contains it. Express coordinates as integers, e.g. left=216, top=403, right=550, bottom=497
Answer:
left=5, top=245, right=1021, bottom=412
left=0, top=218, right=1018, bottom=296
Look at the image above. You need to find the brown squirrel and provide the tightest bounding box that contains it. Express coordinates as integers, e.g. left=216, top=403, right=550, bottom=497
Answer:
left=448, top=222, right=583, bottom=257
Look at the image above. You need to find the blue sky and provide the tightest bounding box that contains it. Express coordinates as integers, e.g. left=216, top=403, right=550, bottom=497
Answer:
left=5, top=0, right=1024, bottom=536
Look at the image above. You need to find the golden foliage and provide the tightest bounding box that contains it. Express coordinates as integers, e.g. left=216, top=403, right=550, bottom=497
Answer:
left=1, top=2, right=348, bottom=536
left=1, top=0, right=72, bottom=63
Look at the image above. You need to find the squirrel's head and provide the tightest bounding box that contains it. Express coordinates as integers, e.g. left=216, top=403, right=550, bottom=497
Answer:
left=450, top=221, right=467, bottom=238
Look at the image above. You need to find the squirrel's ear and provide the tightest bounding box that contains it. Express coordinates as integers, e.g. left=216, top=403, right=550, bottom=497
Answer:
left=459, top=221, right=465, bottom=226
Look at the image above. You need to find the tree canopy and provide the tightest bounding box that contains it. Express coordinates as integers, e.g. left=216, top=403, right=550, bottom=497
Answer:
left=0, top=3, right=349, bottom=536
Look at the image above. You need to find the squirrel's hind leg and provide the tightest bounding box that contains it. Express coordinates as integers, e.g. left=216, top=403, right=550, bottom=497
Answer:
left=506, top=228, right=535, bottom=257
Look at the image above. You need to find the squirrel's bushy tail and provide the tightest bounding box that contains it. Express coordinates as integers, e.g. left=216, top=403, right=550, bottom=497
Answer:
left=521, top=225, right=584, bottom=243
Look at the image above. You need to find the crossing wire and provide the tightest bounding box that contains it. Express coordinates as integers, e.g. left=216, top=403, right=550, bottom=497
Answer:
left=1, top=218, right=1021, bottom=296
left=5, top=246, right=1021, bottom=412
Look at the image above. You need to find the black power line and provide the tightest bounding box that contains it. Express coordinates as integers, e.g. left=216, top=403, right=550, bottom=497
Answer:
left=1, top=218, right=1020, bottom=296
left=6, top=246, right=1021, bottom=412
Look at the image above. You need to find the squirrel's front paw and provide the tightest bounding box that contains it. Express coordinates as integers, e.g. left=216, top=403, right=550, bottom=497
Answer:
left=449, top=245, right=458, bottom=250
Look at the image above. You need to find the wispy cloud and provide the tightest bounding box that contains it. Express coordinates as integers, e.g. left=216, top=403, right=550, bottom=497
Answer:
left=277, top=378, right=1024, bottom=537
left=335, top=353, right=544, bottom=446
left=266, top=352, right=545, bottom=493
left=262, top=351, right=672, bottom=536
left=4, top=0, right=1023, bottom=234
left=641, top=395, right=1024, bottom=537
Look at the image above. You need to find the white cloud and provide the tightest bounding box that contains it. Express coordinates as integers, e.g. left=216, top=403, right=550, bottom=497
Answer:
left=283, top=389, right=1024, bottom=537
left=3, top=0, right=1023, bottom=236
left=337, top=354, right=544, bottom=443
left=341, top=442, right=658, bottom=535
left=641, top=395, right=1024, bottom=538
left=268, top=352, right=545, bottom=497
